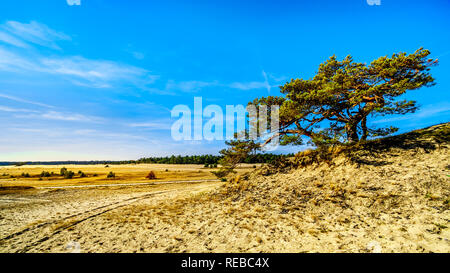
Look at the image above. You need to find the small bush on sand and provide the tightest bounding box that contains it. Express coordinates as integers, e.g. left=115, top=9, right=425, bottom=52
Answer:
left=78, top=170, right=87, bottom=177
left=60, top=167, right=67, bottom=176
left=107, top=171, right=116, bottom=179
left=146, top=171, right=156, bottom=180
left=211, top=168, right=233, bottom=178
left=64, top=171, right=75, bottom=179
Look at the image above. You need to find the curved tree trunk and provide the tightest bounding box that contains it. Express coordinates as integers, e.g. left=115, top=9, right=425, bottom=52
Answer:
left=346, top=123, right=359, bottom=143
left=361, top=116, right=368, bottom=141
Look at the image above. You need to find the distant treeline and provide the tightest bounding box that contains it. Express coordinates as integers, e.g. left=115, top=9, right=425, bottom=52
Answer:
left=0, top=153, right=294, bottom=166
left=135, top=153, right=293, bottom=165
left=0, top=161, right=122, bottom=166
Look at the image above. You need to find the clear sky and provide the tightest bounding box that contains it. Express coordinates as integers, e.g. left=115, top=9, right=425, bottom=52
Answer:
left=0, top=0, right=449, bottom=161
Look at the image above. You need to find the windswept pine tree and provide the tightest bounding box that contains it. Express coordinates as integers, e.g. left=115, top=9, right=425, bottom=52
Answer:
left=249, top=48, right=438, bottom=147
left=214, top=48, right=438, bottom=177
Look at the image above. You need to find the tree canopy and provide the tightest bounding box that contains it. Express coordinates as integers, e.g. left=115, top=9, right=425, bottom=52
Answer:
left=250, top=48, right=438, bottom=147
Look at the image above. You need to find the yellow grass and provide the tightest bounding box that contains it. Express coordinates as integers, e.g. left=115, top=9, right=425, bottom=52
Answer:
left=0, top=163, right=256, bottom=188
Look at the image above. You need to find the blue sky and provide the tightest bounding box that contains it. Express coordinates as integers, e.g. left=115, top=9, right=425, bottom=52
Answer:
left=0, top=0, right=449, bottom=161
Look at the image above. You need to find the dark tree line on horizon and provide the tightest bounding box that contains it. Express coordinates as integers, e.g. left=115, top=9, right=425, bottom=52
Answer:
left=0, top=153, right=293, bottom=166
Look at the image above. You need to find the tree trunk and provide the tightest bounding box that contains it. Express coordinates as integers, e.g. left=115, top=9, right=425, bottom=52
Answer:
left=361, top=116, right=368, bottom=141
left=346, top=123, right=359, bottom=143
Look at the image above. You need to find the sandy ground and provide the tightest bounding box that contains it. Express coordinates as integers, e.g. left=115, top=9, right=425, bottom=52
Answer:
left=0, top=181, right=221, bottom=253
left=0, top=163, right=255, bottom=253
left=0, top=125, right=449, bottom=253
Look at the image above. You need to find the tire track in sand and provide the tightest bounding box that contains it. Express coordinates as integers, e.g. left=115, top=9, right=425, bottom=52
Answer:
left=2, top=182, right=219, bottom=253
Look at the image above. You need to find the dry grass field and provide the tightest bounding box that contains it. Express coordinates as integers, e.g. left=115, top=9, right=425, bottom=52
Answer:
left=0, top=163, right=226, bottom=188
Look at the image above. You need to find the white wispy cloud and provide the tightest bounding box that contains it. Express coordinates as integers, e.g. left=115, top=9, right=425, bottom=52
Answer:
left=0, top=105, right=38, bottom=113
left=230, top=70, right=272, bottom=93
left=14, top=110, right=103, bottom=123
left=0, top=46, right=41, bottom=72
left=41, top=111, right=102, bottom=122
left=262, top=70, right=271, bottom=93
left=0, top=91, right=103, bottom=124
left=165, top=70, right=275, bottom=93
left=128, top=121, right=172, bottom=130
left=0, top=31, right=29, bottom=48
left=0, top=92, right=54, bottom=108
left=267, top=72, right=288, bottom=83
left=165, top=80, right=219, bottom=92
left=1, top=21, right=71, bottom=49
left=228, top=81, right=268, bottom=90
left=0, top=46, right=159, bottom=89
left=40, top=56, right=159, bottom=88
left=0, top=20, right=159, bottom=90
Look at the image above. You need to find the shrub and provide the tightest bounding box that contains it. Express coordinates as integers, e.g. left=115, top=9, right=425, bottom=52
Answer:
left=204, top=163, right=209, bottom=168
left=21, top=172, right=30, bottom=178
left=107, top=171, right=116, bottom=178
left=59, top=167, right=74, bottom=179
left=146, top=171, right=156, bottom=180
left=231, top=175, right=242, bottom=183
left=64, top=171, right=75, bottom=179
left=220, top=178, right=227, bottom=182
left=165, top=169, right=169, bottom=172
left=40, top=171, right=51, bottom=177
left=211, top=168, right=233, bottom=178
left=60, top=167, right=67, bottom=176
